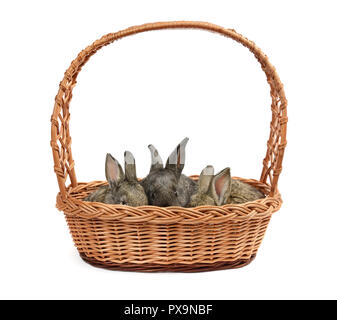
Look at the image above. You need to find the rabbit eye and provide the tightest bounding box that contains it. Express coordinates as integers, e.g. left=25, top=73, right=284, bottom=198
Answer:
left=174, top=191, right=178, bottom=197
left=120, top=200, right=127, bottom=205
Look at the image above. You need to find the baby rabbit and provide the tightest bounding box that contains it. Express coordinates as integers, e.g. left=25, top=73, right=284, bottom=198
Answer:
left=85, top=152, right=148, bottom=206
left=141, top=138, right=197, bottom=207
left=189, top=166, right=226, bottom=207
left=189, top=166, right=265, bottom=207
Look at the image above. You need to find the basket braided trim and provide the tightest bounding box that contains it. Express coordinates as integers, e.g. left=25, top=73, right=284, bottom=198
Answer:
left=57, top=177, right=282, bottom=224
left=51, top=21, right=288, bottom=200
left=79, top=253, right=256, bottom=272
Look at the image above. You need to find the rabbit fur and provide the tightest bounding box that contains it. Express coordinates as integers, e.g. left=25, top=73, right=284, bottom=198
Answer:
left=141, top=138, right=197, bottom=207
left=189, top=166, right=265, bottom=207
left=85, top=152, right=148, bottom=206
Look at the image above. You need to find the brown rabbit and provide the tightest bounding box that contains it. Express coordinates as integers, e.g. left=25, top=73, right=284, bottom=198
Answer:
left=85, top=152, right=148, bottom=206
left=189, top=166, right=265, bottom=207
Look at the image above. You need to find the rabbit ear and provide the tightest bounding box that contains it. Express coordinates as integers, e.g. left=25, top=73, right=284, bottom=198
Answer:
left=105, top=153, right=124, bottom=188
left=198, top=165, right=214, bottom=193
left=210, top=167, right=232, bottom=205
left=124, top=151, right=137, bottom=182
left=165, top=137, right=189, bottom=177
left=148, top=144, right=163, bottom=172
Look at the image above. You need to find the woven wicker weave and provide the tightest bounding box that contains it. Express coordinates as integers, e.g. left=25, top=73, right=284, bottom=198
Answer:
left=51, top=21, right=287, bottom=272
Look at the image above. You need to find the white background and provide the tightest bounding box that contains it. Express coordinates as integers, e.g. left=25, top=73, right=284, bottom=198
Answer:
left=0, top=0, right=336, bottom=300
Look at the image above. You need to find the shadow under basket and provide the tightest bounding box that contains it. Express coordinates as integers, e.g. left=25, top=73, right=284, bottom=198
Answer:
left=51, top=21, right=287, bottom=272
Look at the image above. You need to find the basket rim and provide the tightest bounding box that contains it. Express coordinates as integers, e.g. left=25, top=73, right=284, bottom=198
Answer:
left=56, top=176, right=282, bottom=224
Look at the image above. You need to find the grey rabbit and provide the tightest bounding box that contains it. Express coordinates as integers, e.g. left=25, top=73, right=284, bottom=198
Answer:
left=85, top=152, right=148, bottom=206
left=141, top=137, right=197, bottom=207
left=189, top=166, right=265, bottom=207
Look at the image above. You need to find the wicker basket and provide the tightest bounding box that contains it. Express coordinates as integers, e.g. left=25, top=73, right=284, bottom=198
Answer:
left=51, top=21, right=287, bottom=272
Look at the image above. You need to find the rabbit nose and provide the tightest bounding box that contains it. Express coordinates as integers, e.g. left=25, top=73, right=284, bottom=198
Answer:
left=159, top=199, right=174, bottom=207
left=160, top=201, right=170, bottom=207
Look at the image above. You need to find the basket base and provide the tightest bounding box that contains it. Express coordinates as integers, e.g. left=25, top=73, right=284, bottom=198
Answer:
left=79, top=253, right=256, bottom=273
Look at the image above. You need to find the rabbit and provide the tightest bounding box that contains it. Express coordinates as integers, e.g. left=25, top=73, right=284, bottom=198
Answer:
left=189, top=166, right=265, bottom=207
left=141, top=137, right=197, bottom=207
left=189, top=165, right=224, bottom=207
left=85, top=151, right=148, bottom=206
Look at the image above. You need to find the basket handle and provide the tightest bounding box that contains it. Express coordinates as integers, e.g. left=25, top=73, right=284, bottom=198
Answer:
left=51, top=21, right=287, bottom=199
